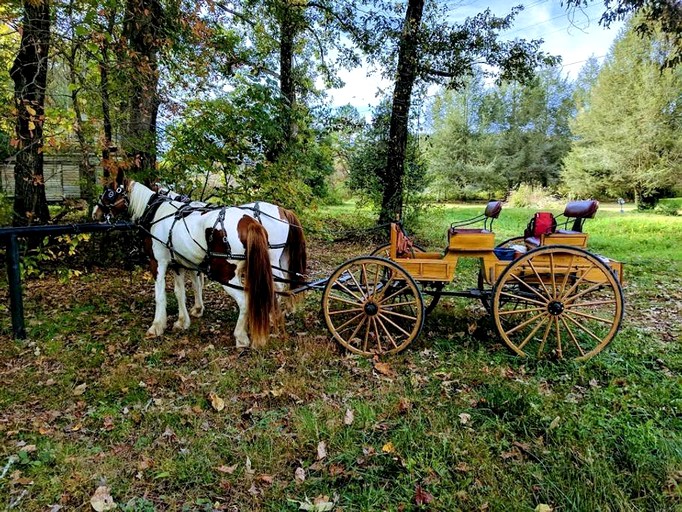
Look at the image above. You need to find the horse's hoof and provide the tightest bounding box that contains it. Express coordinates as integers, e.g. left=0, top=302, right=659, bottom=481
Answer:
left=190, top=307, right=204, bottom=318
left=173, top=319, right=190, bottom=331
left=146, top=325, right=165, bottom=338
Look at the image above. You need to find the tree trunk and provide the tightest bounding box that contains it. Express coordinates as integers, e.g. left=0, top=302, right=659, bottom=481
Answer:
left=10, top=0, right=51, bottom=226
left=380, top=0, right=424, bottom=224
left=275, top=9, right=297, bottom=159
left=123, top=0, right=162, bottom=182
left=99, top=9, right=116, bottom=179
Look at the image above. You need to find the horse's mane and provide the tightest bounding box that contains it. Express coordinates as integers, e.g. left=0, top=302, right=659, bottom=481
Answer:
left=127, top=181, right=155, bottom=222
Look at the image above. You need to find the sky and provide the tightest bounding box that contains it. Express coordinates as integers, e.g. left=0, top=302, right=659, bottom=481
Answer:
left=327, top=0, right=625, bottom=115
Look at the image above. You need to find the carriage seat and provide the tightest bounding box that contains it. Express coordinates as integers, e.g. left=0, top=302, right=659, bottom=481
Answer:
left=448, top=200, right=502, bottom=251
left=525, top=199, right=598, bottom=248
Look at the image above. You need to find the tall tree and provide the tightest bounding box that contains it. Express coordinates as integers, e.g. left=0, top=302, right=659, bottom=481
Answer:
left=10, top=0, right=51, bottom=225
left=122, top=0, right=163, bottom=180
left=362, top=2, right=557, bottom=223
left=563, top=20, right=682, bottom=205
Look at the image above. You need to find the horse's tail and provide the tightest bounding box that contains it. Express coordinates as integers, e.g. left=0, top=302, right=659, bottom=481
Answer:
left=280, top=207, right=307, bottom=290
left=239, top=216, right=277, bottom=348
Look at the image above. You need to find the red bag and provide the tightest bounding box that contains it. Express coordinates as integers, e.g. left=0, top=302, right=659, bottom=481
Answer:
left=525, top=212, right=557, bottom=238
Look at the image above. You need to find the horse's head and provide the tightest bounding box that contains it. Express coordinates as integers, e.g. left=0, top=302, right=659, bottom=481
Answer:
left=93, top=169, right=131, bottom=221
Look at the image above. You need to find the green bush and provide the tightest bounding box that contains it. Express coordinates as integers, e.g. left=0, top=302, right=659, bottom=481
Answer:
left=506, top=184, right=563, bottom=209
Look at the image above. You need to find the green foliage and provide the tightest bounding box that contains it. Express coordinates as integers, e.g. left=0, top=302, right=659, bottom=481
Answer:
left=505, top=184, right=563, bottom=209
left=563, top=19, right=682, bottom=205
left=347, top=101, right=429, bottom=224
left=426, top=66, right=574, bottom=200
left=20, top=233, right=91, bottom=280
left=162, top=79, right=334, bottom=210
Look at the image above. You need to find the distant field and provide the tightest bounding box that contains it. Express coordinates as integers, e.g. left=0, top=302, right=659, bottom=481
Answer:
left=0, top=203, right=680, bottom=511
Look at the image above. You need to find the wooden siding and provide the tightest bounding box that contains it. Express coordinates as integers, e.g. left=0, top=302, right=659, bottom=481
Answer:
left=1, top=154, right=98, bottom=202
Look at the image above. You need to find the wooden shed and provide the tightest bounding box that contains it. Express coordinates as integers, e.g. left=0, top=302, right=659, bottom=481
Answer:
left=0, top=154, right=95, bottom=202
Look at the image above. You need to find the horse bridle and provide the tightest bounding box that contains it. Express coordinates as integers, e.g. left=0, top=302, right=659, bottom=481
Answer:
left=97, top=184, right=129, bottom=221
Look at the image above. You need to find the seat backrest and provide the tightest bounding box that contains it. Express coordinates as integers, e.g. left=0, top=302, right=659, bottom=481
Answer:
left=564, top=199, right=599, bottom=219
left=563, top=199, right=599, bottom=232
left=485, top=200, right=502, bottom=219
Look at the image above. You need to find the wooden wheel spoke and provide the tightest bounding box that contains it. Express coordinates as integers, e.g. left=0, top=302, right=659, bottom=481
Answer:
left=327, top=307, right=364, bottom=316
left=375, top=272, right=397, bottom=301
left=329, top=294, right=363, bottom=307
left=350, top=266, right=368, bottom=299
left=564, top=313, right=605, bottom=344
left=380, top=284, right=411, bottom=304
left=565, top=309, right=614, bottom=325
left=561, top=316, right=585, bottom=357
left=380, top=308, right=418, bottom=321
left=504, top=311, right=547, bottom=336
left=499, top=291, right=547, bottom=307
left=549, top=253, right=558, bottom=299
left=559, top=263, right=595, bottom=301
left=555, top=316, right=562, bottom=358
left=371, top=317, right=383, bottom=353
left=362, top=317, right=370, bottom=352
left=336, top=312, right=366, bottom=334
left=567, top=299, right=617, bottom=308
left=564, top=282, right=609, bottom=305
left=335, top=279, right=365, bottom=303
left=509, top=273, right=551, bottom=303
left=527, top=258, right=553, bottom=299
left=375, top=315, right=399, bottom=349
left=377, top=313, right=411, bottom=338
left=498, top=306, right=545, bottom=316
left=537, top=317, right=553, bottom=356
left=383, top=299, right=419, bottom=308
left=559, top=255, right=576, bottom=298
left=517, top=315, right=549, bottom=350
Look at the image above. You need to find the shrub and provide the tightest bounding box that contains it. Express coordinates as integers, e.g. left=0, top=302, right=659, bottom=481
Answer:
left=506, top=184, right=563, bottom=209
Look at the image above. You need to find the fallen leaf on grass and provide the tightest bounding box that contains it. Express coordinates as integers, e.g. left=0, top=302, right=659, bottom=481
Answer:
left=209, top=392, right=225, bottom=412
left=245, top=456, right=255, bottom=476
left=258, top=474, right=274, bottom=484
left=289, top=495, right=335, bottom=511
left=90, top=485, right=116, bottom=511
left=458, top=413, right=471, bottom=425
left=19, top=444, right=37, bottom=453
left=317, top=441, right=327, bottom=460
left=102, top=416, right=114, bottom=431
left=535, top=505, right=553, bottom=512
left=415, top=484, right=434, bottom=506
left=373, top=360, right=395, bottom=377
left=294, top=466, right=306, bottom=483
left=215, top=464, right=237, bottom=474
left=73, top=383, right=87, bottom=396
left=382, top=442, right=396, bottom=454
left=343, top=408, right=354, bottom=425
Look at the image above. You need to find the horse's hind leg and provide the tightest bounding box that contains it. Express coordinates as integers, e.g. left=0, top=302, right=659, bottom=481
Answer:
left=190, top=271, right=204, bottom=318
left=173, top=268, right=191, bottom=331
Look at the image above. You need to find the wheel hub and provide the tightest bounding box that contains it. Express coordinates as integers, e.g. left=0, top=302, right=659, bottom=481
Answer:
left=547, top=300, right=564, bottom=316
left=364, top=301, right=379, bottom=316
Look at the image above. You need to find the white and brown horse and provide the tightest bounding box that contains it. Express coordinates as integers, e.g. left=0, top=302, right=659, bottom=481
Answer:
left=93, top=170, right=306, bottom=348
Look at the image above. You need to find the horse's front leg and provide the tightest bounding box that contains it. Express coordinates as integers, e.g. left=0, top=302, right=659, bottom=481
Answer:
left=147, top=260, right=169, bottom=338
left=222, top=272, right=250, bottom=348
left=173, top=268, right=191, bottom=331
left=189, top=271, right=204, bottom=318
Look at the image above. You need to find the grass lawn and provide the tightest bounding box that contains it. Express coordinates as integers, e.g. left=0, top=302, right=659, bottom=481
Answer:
left=0, top=203, right=680, bottom=511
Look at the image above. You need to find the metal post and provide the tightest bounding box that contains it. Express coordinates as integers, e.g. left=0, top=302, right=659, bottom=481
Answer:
left=6, top=235, right=26, bottom=339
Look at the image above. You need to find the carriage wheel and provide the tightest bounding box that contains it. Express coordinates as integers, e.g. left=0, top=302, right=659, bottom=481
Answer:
left=370, top=244, right=442, bottom=314
left=322, top=256, right=424, bottom=356
left=492, top=246, right=624, bottom=361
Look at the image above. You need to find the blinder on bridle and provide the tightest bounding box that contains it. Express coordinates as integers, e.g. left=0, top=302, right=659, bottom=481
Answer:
left=97, top=184, right=129, bottom=221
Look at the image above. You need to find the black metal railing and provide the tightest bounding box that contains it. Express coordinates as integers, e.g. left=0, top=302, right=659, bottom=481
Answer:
left=0, top=222, right=136, bottom=339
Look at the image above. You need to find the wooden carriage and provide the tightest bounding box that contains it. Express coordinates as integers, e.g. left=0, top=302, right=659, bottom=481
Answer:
left=321, top=200, right=624, bottom=361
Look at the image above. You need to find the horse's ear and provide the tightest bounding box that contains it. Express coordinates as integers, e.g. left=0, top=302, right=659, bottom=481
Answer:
left=116, top=168, right=125, bottom=186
